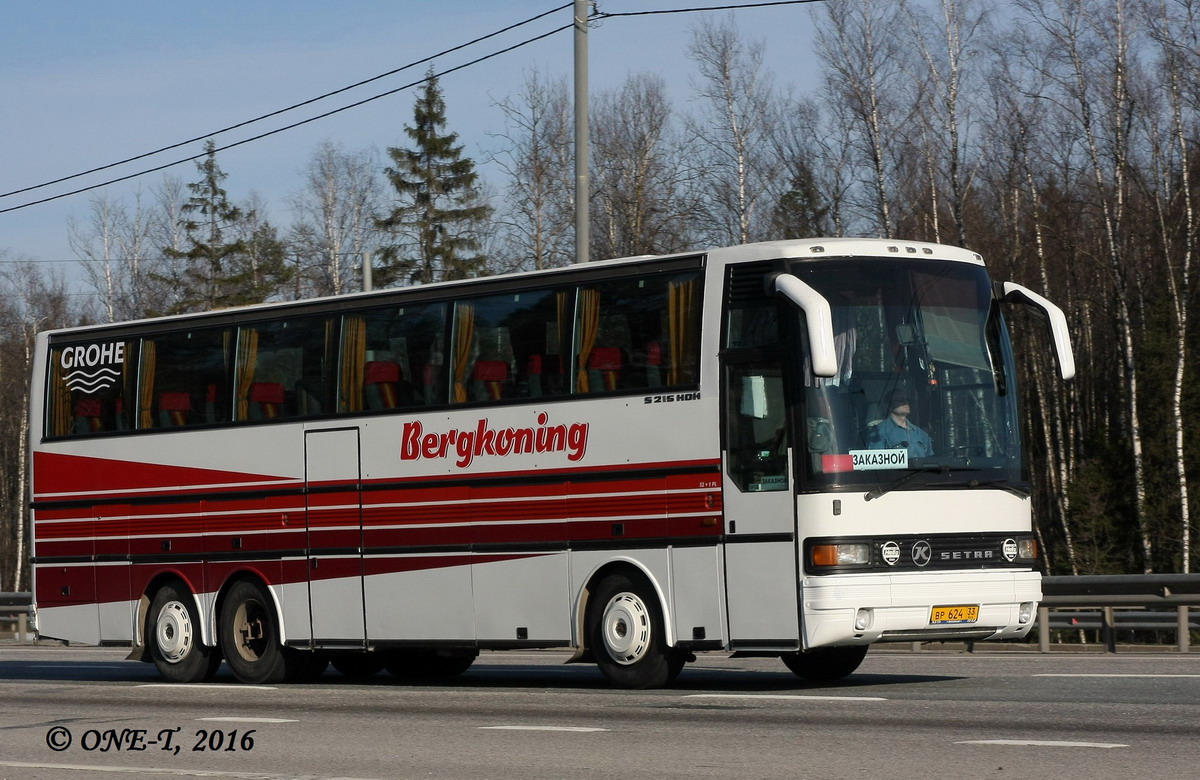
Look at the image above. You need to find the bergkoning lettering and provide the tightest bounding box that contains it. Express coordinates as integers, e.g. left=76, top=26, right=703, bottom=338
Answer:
left=401, top=412, right=589, bottom=468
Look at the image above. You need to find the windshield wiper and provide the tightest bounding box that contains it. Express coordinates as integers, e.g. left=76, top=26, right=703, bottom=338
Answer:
left=864, top=464, right=948, bottom=501
left=935, top=478, right=1030, bottom=499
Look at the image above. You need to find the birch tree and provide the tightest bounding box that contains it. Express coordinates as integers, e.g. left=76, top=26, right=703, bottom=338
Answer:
left=68, top=190, right=162, bottom=321
left=815, top=0, right=910, bottom=237
left=289, top=141, right=383, bottom=297
left=686, top=15, right=781, bottom=246
left=0, top=260, right=82, bottom=591
left=900, top=0, right=989, bottom=246
left=981, top=43, right=1083, bottom=574
left=1017, top=0, right=1152, bottom=570
left=491, top=70, right=575, bottom=272
left=1143, top=0, right=1199, bottom=572
left=590, top=73, right=697, bottom=258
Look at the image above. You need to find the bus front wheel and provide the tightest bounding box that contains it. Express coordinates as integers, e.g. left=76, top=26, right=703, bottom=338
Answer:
left=588, top=573, right=678, bottom=689
left=219, top=579, right=290, bottom=684
left=147, top=582, right=221, bottom=683
left=781, top=645, right=869, bottom=682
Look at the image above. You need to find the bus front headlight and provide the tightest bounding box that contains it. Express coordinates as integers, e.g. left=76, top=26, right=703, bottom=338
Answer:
left=811, top=543, right=871, bottom=567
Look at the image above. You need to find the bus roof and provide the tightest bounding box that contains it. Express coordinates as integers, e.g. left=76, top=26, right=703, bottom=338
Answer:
left=706, top=237, right=984, bottom=266
left=41, top=237, right=985, bottom=338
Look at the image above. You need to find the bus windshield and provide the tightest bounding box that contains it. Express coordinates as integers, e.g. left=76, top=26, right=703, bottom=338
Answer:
left=790, top=258, right=1024, bottom=492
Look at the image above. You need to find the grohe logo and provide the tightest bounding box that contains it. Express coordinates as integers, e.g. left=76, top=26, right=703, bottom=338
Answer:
left=60, top=342, right=125, bottom=393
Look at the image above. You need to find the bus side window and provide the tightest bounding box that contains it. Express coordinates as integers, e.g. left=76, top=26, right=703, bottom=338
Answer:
left=724, top=362, right=789, bottom=492
left=235, top=316, right=334, bottom=422
left=340, top=302, right=447, bottom=413
left=575, top=271, right=701, bottom=394
left=137, top=329, right=232, bottom=430
left=449, top=288, right=568, bottom=404
left=46, top=340, right=137, bottom=437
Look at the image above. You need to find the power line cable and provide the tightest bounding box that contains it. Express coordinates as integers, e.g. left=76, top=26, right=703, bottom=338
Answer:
left=0, top=1, right=823, bottom=217
left=0, top=22, right=572, bottom=216
left=0, top=2, right=572, bottom=202
left=595, top=0, right=824, bottom=18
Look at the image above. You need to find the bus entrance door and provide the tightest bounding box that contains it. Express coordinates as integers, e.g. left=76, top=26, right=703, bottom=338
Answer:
left=304, top=428, right=365, bottom=647
left=721, top=362, right=801, bottom=646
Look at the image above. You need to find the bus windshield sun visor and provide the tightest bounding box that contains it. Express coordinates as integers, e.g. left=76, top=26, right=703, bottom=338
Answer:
left=1001, top=282, right=1076, bottom=381
left=770, top=273, right=837, bottom=377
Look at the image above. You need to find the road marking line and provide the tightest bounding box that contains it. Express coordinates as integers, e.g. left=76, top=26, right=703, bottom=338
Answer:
left=0, top=760, right=384, bottom=779
left=957, top=740, right=1127, bottom=749
left=1032, top=667, right=1200, bottom=672
left=684, top=694, right=887, bottom=702
left=197, top=717, right=298, bottom=723
left=479, top=726, right=609, bottom=732
left=137, top=684, right=276, bottom=690
left=38, top=664, right=127, bottom=668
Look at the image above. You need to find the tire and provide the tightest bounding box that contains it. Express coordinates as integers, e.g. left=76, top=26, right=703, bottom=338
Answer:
left=218, top=579, right=291, bottom=684
left=587, top=572, right=676, bottom=689
left=385, top=649, right=477, bottom=681
left=781, top=645, right=869, bottom=682
left=147, top=582, right=221, bottom=683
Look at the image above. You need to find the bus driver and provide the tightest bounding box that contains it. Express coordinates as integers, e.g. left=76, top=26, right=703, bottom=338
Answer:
left=869, top=390, right=933, bottom=457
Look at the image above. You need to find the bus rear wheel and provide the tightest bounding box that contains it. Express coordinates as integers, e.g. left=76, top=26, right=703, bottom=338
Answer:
left=219, top=579, right=291, bottom=684
left=147, top=582, right=221, bottom=683
left=781, top=645, right=868, bottom=682
left=588, top=573, right=677, bottom=689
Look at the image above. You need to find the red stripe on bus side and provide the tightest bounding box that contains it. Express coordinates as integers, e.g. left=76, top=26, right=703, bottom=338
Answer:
left=31, top=455, right=725, bottom=583
left=33, top=451, right=294, bottom=499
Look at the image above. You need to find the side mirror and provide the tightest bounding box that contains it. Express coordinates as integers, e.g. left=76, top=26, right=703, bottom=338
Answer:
left=1002, top=282, right=1076, bottom=380
left=770, top=274, right=837, bottom=377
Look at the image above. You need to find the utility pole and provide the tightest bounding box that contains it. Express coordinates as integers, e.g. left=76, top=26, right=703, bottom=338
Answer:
left=574, top=0, right=590, bottom=264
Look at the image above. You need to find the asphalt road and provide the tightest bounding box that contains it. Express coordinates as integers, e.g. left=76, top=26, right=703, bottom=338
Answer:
left=0, top=644, right=1197, bottom=779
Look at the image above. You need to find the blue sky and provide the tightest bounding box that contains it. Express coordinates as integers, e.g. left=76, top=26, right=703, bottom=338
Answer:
left=0, top=1, right=820, bottom=268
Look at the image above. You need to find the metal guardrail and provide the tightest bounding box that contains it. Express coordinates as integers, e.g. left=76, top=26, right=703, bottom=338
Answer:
left=1038, top=574, right=1200, bottom=653
left=0, top=592, right=33, bottom=643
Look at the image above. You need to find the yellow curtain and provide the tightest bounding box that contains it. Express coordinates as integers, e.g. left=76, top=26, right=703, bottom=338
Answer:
left=668, top=277, right=699, bottom=385
left=138, top=340, right=157, bottom=429
left=49, top=353, right=72, bottom=436
left=554, top=290, right=570, bottom=394
left=341, top=315, right=367, bottom=412
left=119, top=340, right=134, bottom=429
left=235, top=328, right=259, bottom=420
left=452, top=304, right=475, bottom=403
left=575, top=289, right=600, bottom=392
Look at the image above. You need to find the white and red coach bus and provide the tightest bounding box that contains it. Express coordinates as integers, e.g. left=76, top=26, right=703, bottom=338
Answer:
left=29, top=238, right=1073, bottom=688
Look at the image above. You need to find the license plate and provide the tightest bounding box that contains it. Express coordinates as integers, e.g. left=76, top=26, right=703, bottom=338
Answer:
left=929, top=604, right=979, bottom=625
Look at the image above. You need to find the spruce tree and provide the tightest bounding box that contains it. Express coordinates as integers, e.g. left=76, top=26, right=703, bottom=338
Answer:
left=162, top=141, right=290, bottom=312
left=770, top=160, right=830, bottom=239
left=377, top=70, right=492, bottom=285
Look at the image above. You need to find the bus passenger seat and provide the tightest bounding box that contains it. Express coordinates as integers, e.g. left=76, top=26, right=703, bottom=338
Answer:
left=364, top=360, right=401, bottom=410
left=249, top=382, right=286, bottom=420
left=526, top=354, right=543, bottom=397
left=74, top=398, right=104, bottom=433
left=644, top=341, right=663, bottom=387
left=588, top=347, right=623, bottom=391
left=204, top=384, right=219, bottom=424
left=474, top=360, right=509, bottom=400
left=158, top=391, right=192, bottom=427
